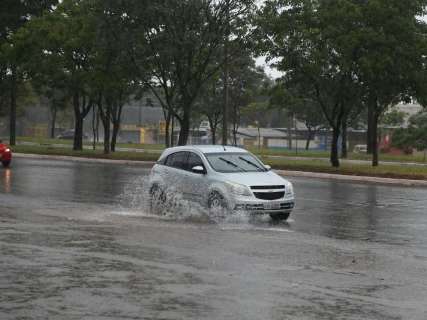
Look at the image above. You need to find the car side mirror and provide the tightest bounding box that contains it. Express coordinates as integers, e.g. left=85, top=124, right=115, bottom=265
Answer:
left=264, top=165, right=272, bottom=171
left=192, top=165, right=206, bottom=174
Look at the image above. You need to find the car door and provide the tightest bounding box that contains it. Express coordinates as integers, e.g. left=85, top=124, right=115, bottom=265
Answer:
left=164, top=151, right=189, bottom=195
left=181, top=151, right=208, bottom=203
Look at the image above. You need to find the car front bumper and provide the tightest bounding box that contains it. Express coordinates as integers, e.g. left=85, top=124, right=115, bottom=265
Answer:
left=232, top=195, right=295, bottom=214
left=0, top=152, right=12, bottom=161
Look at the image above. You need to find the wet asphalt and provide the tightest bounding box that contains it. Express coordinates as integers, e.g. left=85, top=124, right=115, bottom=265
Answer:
left=1, top=158, right=427, bottom=320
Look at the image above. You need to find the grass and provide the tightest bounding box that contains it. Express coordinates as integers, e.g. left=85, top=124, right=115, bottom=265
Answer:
left=16, top=136, right=165, bottom=150
left=260, top=156, right=427, bottom=180
left=16, top=136, right=427, bottom=163
left=10, top=143, right=427, bottom=180
left=13, top=145, right=161, bottom=162
left=249, top=146, right=427, bottom=163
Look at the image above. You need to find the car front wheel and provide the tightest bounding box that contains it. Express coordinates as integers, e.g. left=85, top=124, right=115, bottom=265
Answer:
left=1, top=160, right=10, bottom=168
left=208, top=192, right=228, bottom=211
left=269, top=212, right=290, bottom=222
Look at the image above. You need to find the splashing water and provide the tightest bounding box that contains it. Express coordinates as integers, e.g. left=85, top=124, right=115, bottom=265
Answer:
left=116, top=175, right=292, bottom=232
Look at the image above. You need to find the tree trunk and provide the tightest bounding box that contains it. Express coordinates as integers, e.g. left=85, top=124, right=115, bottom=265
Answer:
left=330, top=127, right=340, bottom=167
left=50, top=104, right=57, bottom=139
left=212, top=127, right=217, bottom=145
left=287, top=112, right=293, bottom=150
left=111, top=122, right=119, bottom=152
left=9, top=67, right=17, bottom=146
left=208, top=116, right=217, bottom=145
left=73, top=94, right=84, bottom=151
left=164, top=112, right=171, bottom=147
left=305, top=127, right=313, bottom=150
left=92, top=105, right=97, bottom=150
left=177, top=112, right=190, bottom=146
left=222, top=0, right=230, bottom=146
left=232, top=115, right=239, bottom=146
left=102, top=103, right=111, bottom=154
left=171, top=115, right=175, bottom=146
left=341, top=121, right=348, bottom=159
left=372, top=112, right=379, bottom=167
left=367, top=101, right=374, bottom=154
left=111, top=104, right=123, bottom=152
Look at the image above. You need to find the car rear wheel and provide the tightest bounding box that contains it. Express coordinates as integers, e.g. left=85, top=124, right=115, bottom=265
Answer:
left=1, top=160, right=10, bottom=168
left=269, top=212, right=290, bottom=222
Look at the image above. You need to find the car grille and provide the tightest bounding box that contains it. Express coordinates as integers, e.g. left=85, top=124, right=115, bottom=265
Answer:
left=253, top=192, right=285, bottom=200
left=250, top=185, right=285, bottom=190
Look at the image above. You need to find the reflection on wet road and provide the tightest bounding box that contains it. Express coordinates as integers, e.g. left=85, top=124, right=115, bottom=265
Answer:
left=1, top=158, right=427, bottom=319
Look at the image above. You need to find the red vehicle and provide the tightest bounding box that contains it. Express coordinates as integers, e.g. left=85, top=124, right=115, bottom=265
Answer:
left=0, top=140, right=12, bottom=167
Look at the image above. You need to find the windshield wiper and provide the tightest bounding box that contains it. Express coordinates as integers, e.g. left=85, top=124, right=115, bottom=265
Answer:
left=219, top=157, right=246, bottom=172
left=238, top=156, right=265, bottom=172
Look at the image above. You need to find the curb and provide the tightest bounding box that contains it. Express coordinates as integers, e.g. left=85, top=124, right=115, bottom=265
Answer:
left=13, top=153, right=427, bottom=188
left=277, top=170, right=427, bottom=187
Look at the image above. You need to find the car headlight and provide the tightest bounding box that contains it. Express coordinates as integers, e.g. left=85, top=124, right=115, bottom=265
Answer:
left=5, top=148, right=10, bottom=152
left=285, top=183, right=294, bottom=195
left=226, top=182, right=252, bottom=197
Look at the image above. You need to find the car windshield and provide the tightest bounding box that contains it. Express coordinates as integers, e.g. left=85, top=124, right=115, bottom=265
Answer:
left=204, top=152, right=266, bottom=173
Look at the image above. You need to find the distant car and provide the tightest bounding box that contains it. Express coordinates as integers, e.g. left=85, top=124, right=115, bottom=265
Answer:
left=353, top=144, right=367, bottom=153
left=0, top=142, right=12, bottom=167
left=57, top=129, right=88, bottom=140
left=149, top=145, right=295, bottom=221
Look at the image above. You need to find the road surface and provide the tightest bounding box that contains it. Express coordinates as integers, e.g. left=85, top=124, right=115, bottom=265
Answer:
left=1, top=158, right=427, bottom=319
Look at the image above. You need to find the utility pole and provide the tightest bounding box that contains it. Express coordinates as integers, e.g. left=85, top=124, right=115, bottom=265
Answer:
left=222, top=0, right=230, bottom=146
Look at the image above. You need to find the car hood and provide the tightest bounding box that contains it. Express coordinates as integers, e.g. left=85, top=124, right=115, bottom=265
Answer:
left=217, top=170, right=289, bottom=187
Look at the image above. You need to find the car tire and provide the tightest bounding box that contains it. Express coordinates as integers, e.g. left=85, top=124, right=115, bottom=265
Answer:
left=149, top=185, right=166, bottom=214
left=208, top=192, right=228, bottom=211
left=2, top=160, right=10, bottom=168
left=269, top=212, right=290, bottom=222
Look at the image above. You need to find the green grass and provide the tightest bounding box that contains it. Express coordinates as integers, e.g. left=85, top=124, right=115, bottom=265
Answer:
left=16, top=136, right=165, bottom=150
left=261, top=156, right=427, bottom=180
left=11, top=144, right=427, bottom=180
left=16, top=136, right=427, bottom=163
left=250, top=147, right=331, bottom=158
left=13, top=145, right=161, bottom=162
left=249, top=146, right=427, bottom=163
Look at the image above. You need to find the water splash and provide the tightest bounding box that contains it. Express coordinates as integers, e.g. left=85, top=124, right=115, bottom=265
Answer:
left=116, top=175, right=292, bottom=232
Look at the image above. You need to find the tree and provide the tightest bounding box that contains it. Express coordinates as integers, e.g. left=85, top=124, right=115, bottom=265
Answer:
left=241, top=101, right=270, bottom=148
left=381, top=108, right=407, bottom=128
left=349, top=0, right=427, bottom=166
left=89, top=0, right=142, bottom=153
left=199, top=50, right=268, bottom=145
left=130, top=0, right=255, bottom=146
left=256, top=0, right=364, bottom=167
left=198, top=74, right=223, bottom=144
left=0, top=0, right=58, bottom=145
left=392, top=111, right=427, bottom=160
left=13, top=0, right=99, bottom=150
left=269, top=82, right=327, bottom=151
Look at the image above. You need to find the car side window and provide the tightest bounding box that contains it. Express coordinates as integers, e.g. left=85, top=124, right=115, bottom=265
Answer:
left=165, top=152, right=188, bottom=170
left=187, top=152, right=204, bottom=172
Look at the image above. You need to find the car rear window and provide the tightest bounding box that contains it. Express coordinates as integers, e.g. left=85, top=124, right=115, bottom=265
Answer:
left=165, top=151, right=188, bottom=170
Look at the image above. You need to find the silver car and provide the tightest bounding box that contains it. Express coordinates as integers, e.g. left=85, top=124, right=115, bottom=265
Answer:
left=148, top=145, right=295, bottom=221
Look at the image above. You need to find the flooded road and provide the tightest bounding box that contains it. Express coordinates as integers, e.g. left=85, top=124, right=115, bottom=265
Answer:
left=1, top=158, right=427, bottom=319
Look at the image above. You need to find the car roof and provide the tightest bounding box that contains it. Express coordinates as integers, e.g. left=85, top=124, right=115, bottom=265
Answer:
left=160, top=145, right=249, bottom=157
